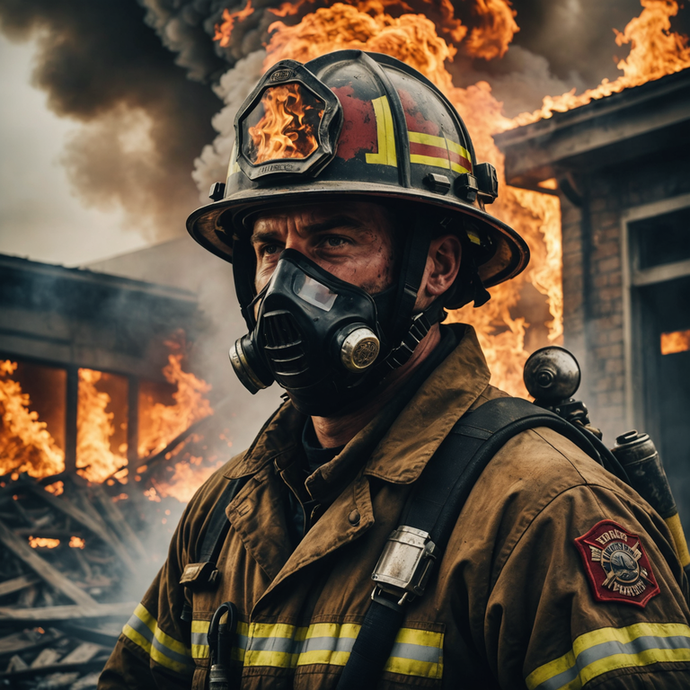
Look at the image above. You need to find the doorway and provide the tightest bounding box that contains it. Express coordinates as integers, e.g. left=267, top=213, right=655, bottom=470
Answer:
left=627, top=201, right=690, bottom=529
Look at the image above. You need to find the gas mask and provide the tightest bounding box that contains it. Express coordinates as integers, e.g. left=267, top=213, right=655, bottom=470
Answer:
left=229, top=249, right=399, bottom=417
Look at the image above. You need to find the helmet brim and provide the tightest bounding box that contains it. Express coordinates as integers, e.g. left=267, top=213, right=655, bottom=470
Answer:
left=186, top=182, right=529, bottom=289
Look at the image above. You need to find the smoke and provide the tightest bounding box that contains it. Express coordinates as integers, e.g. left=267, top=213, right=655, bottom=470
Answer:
left=0, top=0, right=221, bottom=242
left=192, top=49, right=265, bottom=195
left=2, top=0, right=689, bottom=236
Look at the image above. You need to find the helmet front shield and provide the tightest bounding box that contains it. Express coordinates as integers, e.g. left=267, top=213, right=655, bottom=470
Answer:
left=235, top=61, right=342, bottom=181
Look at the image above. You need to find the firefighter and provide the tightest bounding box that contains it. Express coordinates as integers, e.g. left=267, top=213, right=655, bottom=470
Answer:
left=99, top=51, right=690, bottom=689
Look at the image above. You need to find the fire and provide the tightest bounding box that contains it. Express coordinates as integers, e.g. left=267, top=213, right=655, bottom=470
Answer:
left=138, top=353, right=213, bottom=458
left=463, top=0, right=518, bottom=60
left=29, top=536, right=60, bottom=549
left=246, top=83, right=324, bottom=164
left=45, top=480, right=64, bottom=496
left=77, top=368, right=128, bottom=483
left=69, top=536, right=86, bottom=549
left=0, top=348, right=213, bottom=500
left=0, top=360, right=65, bottom=478
left=509, top=0, right=690, bottom=128
left=661, top=329, right=690, bottom=355
left=210, top=0, right=689, bottom=396
left=153, top=455, right=222, bottom=504
left=214, top=1, right=255, bottom=48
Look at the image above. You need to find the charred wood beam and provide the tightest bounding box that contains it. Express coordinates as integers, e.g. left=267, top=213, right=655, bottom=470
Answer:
left=24, top=483, right=139, bottom=575
left=65, top=365, right=78, bottom=473
left=57, top=622, right=121, bottom=648
left=0, top=573, right=40, bottom=598
left=0, top=521, right=97, bottom=608
left=0, top=601, right=136, bottom=622
left=0, top=628, right=62, bottom=657
left=90, top=485, right=149, bottom=563
left=0, top=657, right=106, bottom=680
left=127, top=376, right=139, bottom=467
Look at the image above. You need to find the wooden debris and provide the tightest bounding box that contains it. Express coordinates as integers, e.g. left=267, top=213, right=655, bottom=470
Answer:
left=0, top=602, right=136, bottom=622
left=0, top=521, right=97, bottom=608
left=0, top=628, right=62, bottom=656
left=0, top=574, right=40, bottom=598
left=0, top=472, right=182, bottom=688
left=31, top=648, right=62, bottom=668
left=59, top=643, right=103, bottom=665
left=7, top=653, right=29, bottom=671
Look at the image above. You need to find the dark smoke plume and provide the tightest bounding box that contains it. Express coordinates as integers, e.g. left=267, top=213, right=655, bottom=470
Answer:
left=2, top=0, right=689, bottom=238
left=0, top=0, right=222, bottom=242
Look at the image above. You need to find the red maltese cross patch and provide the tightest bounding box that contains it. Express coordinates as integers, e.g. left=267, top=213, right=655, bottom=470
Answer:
left=574, top=519, right=660, bottom=608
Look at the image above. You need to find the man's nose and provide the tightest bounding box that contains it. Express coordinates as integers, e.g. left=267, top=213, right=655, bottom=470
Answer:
left=283, top=234, right=308, bottom=254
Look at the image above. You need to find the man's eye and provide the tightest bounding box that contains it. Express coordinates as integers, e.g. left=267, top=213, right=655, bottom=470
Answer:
left=262, top=244, right=282, bottom=256
left=322, top=236, right=349, bottom=248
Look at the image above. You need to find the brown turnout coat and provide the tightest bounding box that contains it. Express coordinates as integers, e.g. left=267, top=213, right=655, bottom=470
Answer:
left=100, top=327, right=690, bottom=689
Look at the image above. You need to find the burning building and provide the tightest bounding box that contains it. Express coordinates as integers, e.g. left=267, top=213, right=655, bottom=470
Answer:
left=0, top=253, right=212, bottom=484
left=496, top=66, right=690, bottom=526
left=3, top=0, right=690, bottom=683
left=0, top=254, right=235, bottom=685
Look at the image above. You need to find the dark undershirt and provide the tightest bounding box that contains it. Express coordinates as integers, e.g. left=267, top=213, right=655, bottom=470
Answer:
left=302, top=419, right=344, bottom=472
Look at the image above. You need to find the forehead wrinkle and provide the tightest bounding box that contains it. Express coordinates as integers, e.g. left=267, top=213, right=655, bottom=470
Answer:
left=252, top=212, right=371, bottom=244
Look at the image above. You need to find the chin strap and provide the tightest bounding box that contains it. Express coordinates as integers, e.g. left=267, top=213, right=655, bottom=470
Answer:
left=384, top=298, right=447, bottom=370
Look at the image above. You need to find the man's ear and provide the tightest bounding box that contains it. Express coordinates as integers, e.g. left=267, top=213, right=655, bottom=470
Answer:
left=416, top=234, right=462, bottom=310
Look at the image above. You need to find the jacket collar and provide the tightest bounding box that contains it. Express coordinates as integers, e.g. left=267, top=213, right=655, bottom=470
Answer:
left=225, top=325, right=491, bottom=491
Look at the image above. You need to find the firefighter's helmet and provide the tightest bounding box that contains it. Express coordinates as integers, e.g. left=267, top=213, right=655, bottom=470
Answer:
left=187, top=50, right=529, bottom=310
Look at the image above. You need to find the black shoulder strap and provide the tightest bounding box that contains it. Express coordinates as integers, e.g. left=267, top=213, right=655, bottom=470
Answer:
left=179, top=476, right=250, bottom=593
left=336, top=397, right=622, bottom=690
left=402, top=397, right=628, bottom=547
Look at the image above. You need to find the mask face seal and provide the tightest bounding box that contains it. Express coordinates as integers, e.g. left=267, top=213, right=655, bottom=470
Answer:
left=229, top=249, right=384, bottom=415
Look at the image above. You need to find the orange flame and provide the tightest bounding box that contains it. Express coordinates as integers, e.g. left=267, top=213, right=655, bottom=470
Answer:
left=1, top=348, right=213, bottom=495
left=0, top=361, right=65, bottom=478
left=246, top=83, right=324, bottom=164
left=464, top=0, right=518, bottom=60
left=29, top=536, right=60, bottom=549
left=153, top=455, right=222, bottom=503
left=69, top=535, right=86, bottom=549
left=661, top=329, right=690, bottom=355
left=509, top=0, right=690, bottom=128
left=214, top=1, right=255, bottom=48
left=138, top=353, right=214, bottom=458
left=45, top=480, right=64, bottom=496
left=76, top=369, right=128, bottom=483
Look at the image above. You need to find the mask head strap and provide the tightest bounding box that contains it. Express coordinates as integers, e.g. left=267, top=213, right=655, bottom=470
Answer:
left=387, top=210, right=431, bottom=347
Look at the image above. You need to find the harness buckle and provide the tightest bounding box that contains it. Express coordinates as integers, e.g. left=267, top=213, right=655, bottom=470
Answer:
left=179, top=561, right=220, bottom=591
left=371, top=526, right=437, bottom=602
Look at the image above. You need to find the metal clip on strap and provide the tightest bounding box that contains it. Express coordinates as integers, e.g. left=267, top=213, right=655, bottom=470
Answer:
left=371, top=526, right=437, bottom=604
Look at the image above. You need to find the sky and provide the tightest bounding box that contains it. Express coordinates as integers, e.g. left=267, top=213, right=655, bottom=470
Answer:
left=0, top=35, right=153, bottom=267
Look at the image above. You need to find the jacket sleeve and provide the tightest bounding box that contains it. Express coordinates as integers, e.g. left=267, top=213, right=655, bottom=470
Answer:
left=98, top=501, right=199, bottom=689
left=485, top=476, right=690, bottom=689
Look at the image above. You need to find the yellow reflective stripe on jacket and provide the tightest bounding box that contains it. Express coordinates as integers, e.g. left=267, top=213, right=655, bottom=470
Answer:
left=122, top=603, right=194, bottom=675
left=191, top=619, right=443, bottom=678
left=526, top=622, right=690, bottom=690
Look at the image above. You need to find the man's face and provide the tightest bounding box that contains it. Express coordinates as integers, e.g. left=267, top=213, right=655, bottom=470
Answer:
left=251, top=201, right=397, bottom=295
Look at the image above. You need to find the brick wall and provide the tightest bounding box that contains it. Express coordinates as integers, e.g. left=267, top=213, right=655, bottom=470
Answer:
left=560, top=149, right=690, bottom=443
